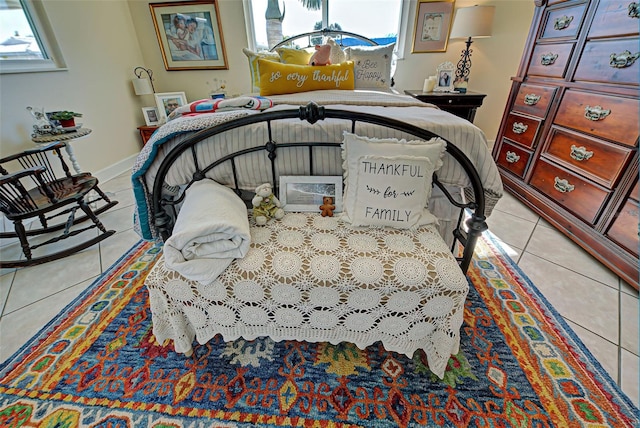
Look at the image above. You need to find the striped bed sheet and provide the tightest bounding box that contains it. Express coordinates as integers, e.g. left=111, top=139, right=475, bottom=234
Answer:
left=132, top=90, right=502, bottom=241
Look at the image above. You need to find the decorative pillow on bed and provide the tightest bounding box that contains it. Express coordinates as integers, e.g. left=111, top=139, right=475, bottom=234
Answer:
left=242, top=48, right=281, bottom=93
left=326, top=37, right=346, bottom=64
left=344, top=43, right=395, bottom=90
left=276, top=46, right=314, bottom=65
left=258, top=59, right=355, bottom=96
left=341, top=132, right=446, bottom=229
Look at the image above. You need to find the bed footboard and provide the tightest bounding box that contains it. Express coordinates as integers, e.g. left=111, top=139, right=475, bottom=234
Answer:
left=150, top=102, right=488, bottom=273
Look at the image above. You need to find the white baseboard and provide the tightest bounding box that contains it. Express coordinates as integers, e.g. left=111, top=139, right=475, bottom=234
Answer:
left=93, top=153, right=138, bottom=184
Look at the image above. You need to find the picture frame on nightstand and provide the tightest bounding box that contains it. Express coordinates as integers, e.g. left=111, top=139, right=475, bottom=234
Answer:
left=142, top=107, right=160, bottom=126
left=433, top=61, right=455, bottom=92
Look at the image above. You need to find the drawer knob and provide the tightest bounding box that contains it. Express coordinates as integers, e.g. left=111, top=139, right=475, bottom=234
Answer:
left=512, top=122, right=529, bottom=134
left=541, top=53, right=558, bottom=66
left=505, top=151, right=521, bottom=163
left=584, top=105, right=611, bottom=121
left=629, top=2, right=639, bottom=18
left=570, top=145, right=594, bottom=161
left=524, top=94, right=541, bottom=105
left=609, top=50, right=640, bottom=68
left=554, top=177, right=575, bottom=193
left=554, top=15, right=574, bottom=30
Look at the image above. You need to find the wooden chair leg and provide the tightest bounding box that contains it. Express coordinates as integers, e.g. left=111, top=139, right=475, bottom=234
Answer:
left=14, top=219, right=33, bottom=261
left=77, top=199, right=109, bottom=233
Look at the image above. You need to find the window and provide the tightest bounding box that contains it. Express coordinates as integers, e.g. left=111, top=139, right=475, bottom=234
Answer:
left=243, top=0, right=408, bottom=55
left=0, top=0, right=65, bottom=73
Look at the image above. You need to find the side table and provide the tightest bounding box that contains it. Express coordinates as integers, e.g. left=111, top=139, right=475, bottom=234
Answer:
left=137, top=125, right=158, bottom=145
left=403, top=90, right=486, bottom=123
left=32, top=128, right=92, bottom=174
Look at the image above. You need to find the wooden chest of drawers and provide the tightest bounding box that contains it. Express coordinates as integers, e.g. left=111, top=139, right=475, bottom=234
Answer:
left=492, top=0, right=639, bottom=288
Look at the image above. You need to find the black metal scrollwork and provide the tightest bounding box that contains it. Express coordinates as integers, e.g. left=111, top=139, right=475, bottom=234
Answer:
left=629, top=2, right=639, bottom=18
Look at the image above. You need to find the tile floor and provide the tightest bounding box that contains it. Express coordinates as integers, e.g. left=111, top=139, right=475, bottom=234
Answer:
left=0, top=171, right=638, bottom=407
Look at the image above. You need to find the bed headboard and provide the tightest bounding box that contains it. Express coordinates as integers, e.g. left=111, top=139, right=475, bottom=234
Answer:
left=270, top=28, right=379, bottom=51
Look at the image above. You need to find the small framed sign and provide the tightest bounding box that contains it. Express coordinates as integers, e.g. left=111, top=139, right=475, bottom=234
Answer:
left=279, top=176, right=343, bottom=213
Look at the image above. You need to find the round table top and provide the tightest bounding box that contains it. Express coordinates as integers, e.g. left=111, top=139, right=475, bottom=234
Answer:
left=32, top=128, right=92, bottom=143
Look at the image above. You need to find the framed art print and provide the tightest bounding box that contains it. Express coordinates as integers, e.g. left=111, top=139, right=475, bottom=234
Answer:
left=279, top=176, right=343, bottom=213
left=150, top=1, right=228, bottom=70
left=412, top=0, right=455, bottom=53
left=154, top=92, right=188, bottom=122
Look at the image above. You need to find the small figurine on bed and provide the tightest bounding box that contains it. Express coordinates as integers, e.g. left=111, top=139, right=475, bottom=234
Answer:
left=252, top=183, right=285, bottom=226
left=319, top=196, right=335, bottom=217
left=308, top=44, right=332, bottom=66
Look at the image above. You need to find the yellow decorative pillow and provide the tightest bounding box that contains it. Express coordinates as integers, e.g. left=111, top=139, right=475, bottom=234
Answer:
left=242, top=48, right=281, bottom=93
left=276, top=47, right=314, bottom=65
left=258, top=60, right=355, bottom=96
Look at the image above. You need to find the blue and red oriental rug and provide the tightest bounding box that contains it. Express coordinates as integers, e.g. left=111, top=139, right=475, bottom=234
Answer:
left=0, top=234, right=637, bottom=427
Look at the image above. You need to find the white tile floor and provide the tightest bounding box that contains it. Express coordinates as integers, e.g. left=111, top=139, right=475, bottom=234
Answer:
left=1, top=172, right=638, bottom=406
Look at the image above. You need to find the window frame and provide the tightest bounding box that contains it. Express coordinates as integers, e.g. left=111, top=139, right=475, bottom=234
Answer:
left=242, top=0, right=409, bottom=59
left=0, top=0, right=67, bottom=74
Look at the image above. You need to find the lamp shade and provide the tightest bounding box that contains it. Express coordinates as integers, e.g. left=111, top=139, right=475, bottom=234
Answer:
left=132, top=78, right=153, bottom=95
left=450, top=5, right=495, bottom=39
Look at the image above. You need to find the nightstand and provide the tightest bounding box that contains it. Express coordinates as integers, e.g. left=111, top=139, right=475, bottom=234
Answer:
left=137, top=125, right=158, bottom=145
left=404, top=90, right=486, bottom=123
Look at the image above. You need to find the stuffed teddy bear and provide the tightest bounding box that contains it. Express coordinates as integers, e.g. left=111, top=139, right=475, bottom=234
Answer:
left=319, top=196, right=335, bottom=217
left=308, top=44, right=332, bottom=66
left=252, top=183, right=285, bottom=225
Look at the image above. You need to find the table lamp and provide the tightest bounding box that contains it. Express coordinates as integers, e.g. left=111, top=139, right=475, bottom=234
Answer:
left=132, top=66, right=155, bottom=95
left=449, top=5, right=495, bottom=93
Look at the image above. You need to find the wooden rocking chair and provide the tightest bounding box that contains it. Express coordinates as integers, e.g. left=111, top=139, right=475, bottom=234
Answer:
left=0, top=142, right=118, bottom=268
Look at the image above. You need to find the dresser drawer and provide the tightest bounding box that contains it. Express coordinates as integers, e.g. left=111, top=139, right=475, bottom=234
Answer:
left=606, top=198, right=639, bottom=257
left=512, top=83, right=557, bottom=118
left=540, top=3, right=587, bottom=40
left=574, top=38, right=640, bottom=86
left=542, top=127, right=633, bottom=188
left=554, top=90, right=639, bottom=147
left=530, top=159, right=610, bottom=224
left=503, top=113, right=541, bottom=149
left=589, top=0, right=640, bottom=39
left=496, top=139, right=532, bottom=178
left=528, top=43, right=574, bottom=78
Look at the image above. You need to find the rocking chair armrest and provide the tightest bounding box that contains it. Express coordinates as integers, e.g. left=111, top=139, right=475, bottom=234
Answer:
left=0, top=142, right=66, bottom=164
left=0, top=165, right=47, bottom=185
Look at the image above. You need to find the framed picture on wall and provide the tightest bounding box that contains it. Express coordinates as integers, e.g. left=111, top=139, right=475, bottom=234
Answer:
left=150, top=0, right=228, bottom=70
left=412, top=0, right=455, bottom=53
left=154, top=92, right=188, bottom=122
left=142, top=107, right=160, bottom=126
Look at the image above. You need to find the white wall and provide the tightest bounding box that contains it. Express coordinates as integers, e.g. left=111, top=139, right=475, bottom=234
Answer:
left=394, top=0, right=535, bottom=144
left=0, top=0, right=534, bottom=176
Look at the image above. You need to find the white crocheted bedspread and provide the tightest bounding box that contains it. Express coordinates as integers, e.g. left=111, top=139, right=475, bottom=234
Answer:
left=145, top=212, right=469, bottom=379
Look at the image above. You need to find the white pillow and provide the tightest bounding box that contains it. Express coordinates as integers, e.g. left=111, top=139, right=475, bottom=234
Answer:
left=325, top=37, right=346, bottom=64
left=342, top=132, right=446, bottom=229
left=344, top=43, right=395, bottom=89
